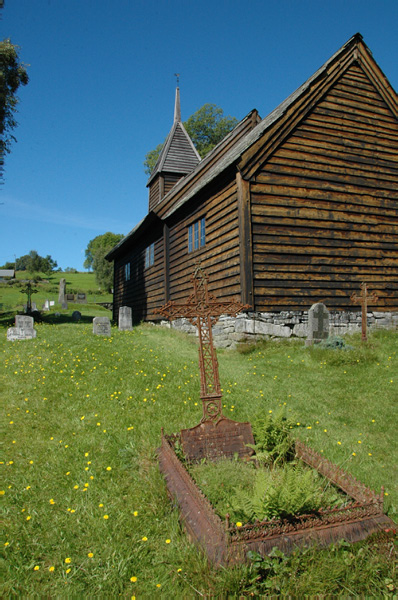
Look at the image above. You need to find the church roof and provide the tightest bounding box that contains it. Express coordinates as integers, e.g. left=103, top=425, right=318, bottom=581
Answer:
left=147, top=87, right=200, bottom=186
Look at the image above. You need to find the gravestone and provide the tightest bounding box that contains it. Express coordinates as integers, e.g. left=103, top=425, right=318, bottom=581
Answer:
left=66, top=293, right=75, bottom=302
left=76, top=293, right=87, bottom=304
left=118, top=306, right=133, bottom=330
left=43, top=299, right=50, bottom=311
left=306, top=302, right=330, bottom=346
left=58, top=278, right=66, bottom=304
left=72, top=310, right=81, bottom=321
left=93, top=316, right=111, bottom=336
left=7, top=315, right=37, bottom=341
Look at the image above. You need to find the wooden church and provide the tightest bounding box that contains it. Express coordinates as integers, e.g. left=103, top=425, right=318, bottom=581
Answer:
left=107, top=33, right=398, bottom=328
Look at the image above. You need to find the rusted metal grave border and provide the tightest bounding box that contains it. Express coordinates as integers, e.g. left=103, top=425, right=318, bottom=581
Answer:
left=158, top=432, right=394, bottom=567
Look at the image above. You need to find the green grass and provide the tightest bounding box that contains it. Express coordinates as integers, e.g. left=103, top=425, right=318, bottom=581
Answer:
left=1, top=323, right=397, bottom=596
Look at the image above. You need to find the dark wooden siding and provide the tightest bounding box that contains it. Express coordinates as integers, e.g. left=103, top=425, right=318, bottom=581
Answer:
left=113, top=233, right=165, bottom=322
left=251, top=64, right=398, bottom=311
left=164, top=173, right=184, bottom=195
left=149, top=177, right=160, bottom=212
left=167, top=176, right=242, bottom=303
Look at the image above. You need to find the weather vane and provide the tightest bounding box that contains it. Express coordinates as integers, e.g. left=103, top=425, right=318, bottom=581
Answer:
left=174, top=73, right=180, bottom=86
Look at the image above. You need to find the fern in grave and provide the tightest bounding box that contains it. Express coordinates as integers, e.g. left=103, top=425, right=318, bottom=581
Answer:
left=230, top=464, right=345, bottom=523
left=248, top=408, right=298, bottom=467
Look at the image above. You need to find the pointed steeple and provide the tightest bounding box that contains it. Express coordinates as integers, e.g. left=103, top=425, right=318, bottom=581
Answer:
left=147, top=85, right=200, bottom=210
left=174, top=86, right=181, bottom=123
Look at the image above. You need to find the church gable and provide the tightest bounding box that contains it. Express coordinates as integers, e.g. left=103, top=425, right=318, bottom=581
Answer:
left=249, top=60, right=398, bottom=312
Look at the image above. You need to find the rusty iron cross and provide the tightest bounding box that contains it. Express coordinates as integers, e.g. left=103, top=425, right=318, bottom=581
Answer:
left=155, top=265, right=250, bottom=423
left=351, top=282, right=378, bottom=342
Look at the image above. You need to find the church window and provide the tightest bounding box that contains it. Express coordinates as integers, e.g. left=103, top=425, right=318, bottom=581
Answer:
left=145, top=243, right=155, bottom=268
left=188, top=217, right=205, bottom=252
left=125, top=262, right=130, bottom=281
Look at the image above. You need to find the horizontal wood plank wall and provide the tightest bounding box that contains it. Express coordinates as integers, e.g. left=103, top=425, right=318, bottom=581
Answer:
left=251, top=64, right=398, bottom=312
left=113, top=234, right=164, bottom=322
left=164, top=173, right=183, bottom=195
left=168, top=177, right=241, bottom=303
left=148, top=177, right=160, bottom=212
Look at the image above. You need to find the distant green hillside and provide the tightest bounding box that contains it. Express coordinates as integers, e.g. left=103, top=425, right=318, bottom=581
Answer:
left=0, top=271, right=113, bottom=324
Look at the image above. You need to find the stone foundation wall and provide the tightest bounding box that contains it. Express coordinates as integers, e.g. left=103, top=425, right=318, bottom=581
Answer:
left=159, top=310, right=398, bottom=349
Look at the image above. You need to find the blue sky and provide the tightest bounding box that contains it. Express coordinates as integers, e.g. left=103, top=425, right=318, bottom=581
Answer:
left=1, top=0, right=397, bottom=271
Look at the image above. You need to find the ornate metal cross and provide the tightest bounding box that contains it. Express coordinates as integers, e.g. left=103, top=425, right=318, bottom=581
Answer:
left=155, top=265, right=250, bottom=423
left=21, top=281, right=38, bottom=313
left=351, top=282, right=378, bottom=342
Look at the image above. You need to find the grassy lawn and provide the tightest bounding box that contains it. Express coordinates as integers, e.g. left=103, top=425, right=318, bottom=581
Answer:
left=1, top=322, right=397, bottom=596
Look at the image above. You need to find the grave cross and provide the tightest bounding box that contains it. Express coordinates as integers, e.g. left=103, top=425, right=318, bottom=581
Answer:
left=155, top=265, right=250, bottom=423
left=351, top=282, right=378, bottom=342
left=21, top=281, right=38, bottom=313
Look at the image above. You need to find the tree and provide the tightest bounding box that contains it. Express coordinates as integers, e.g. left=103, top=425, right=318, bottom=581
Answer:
left=144, top=103, right=237, bottom=175
left=14, top=250, right=58, bottom=274
left=0, top=38, right=29, bottom=181
left=84, top=232, right=123, bottom=292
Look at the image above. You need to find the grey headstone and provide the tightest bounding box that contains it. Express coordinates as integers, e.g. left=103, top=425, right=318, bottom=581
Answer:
left=58, top=278, right=66, bottom=304
left=118, top=306, right=133, bottom=330
left=72, top=310, right=82, bottom=321
left=15, top=315, right=34, bottom=330
left=76, top=293, right=87, bottom=304
left=306, top=302, right=330, bottom=346
left=43, top=299, right=50, bottom=311
left=7, top=327, right=37, bottom=341
left=93, top=316, right=111, bottom=336
left=8, top=315, right=36, bottom=341
left=66, top=293, right=75, bottom=301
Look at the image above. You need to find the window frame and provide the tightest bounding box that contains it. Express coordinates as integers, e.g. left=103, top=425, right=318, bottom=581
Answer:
left=188, top=217, right=206, bottom=253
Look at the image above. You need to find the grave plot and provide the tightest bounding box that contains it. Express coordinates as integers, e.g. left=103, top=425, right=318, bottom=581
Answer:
left=156, top=266, right=394, bottom=567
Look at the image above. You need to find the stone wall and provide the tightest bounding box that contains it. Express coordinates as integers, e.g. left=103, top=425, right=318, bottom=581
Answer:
left=159, top=310, right=398, bottom=349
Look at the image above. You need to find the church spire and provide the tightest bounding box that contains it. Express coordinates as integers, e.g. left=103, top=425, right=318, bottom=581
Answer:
left=174, top=86, right=181, bottom=123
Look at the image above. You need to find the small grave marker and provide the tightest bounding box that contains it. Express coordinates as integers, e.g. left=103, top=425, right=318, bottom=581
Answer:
left=351, top=282, right=378, bottom=342
left=306, top=302, right=330, bottom=346
left=93, top=316, right=111, bottom=336
left=118, top=306, right=133, bottom=330
left=72, top=311, right=82, bottom=321
left=7, top=315, right=37, bottom=341
left=66, top=293, right=75, bottom=302
left=155, top=265, right=253, bottom=461
left=76, top=293, right=87, bottom=304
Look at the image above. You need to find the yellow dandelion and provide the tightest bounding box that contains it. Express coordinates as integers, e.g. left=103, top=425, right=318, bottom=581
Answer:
left=88, top=552, right=94, bottom=558
left=49, top=566, right=55, bottom=572
left=142, top=536, right=148, bottom=541
left=34, top=565, right=40, bottom=571
left=165, top=539, right=171, bottom=544
left=130, top=576, right=137, bottom=582
left=103, top=514, right=109, bottom=519
left=106, top=466, right=112, bottom=471
left=236, top=522, right=243, bottom=527
left=65, top=557, right=71, bottom=564
left=133, top=510, right=138, bottom=517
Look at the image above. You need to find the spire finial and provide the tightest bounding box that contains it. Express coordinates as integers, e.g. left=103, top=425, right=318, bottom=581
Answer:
left=174, top=74, right=181, bottom=123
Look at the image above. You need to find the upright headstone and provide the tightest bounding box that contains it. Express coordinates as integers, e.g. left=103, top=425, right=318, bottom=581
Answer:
left=58, top=278, right=66, bottom=303
left=93, top=316, right=111, bottom=336
left=43, top=299, right=50, bottom=311
left=306, top=302, right=330, bottom=346
left=118, top=306, right=133, bottom=331
left=72, top=310, right=82, bottom=321
left=58, top=278, right=68, bottom=309
left=76, top=293, right=87, bottom=304
left=7, top=315, right=37, bottom=341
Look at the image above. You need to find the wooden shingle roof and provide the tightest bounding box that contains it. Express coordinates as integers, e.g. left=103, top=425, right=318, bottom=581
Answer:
left=147, top=87, right=200, bottom=186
